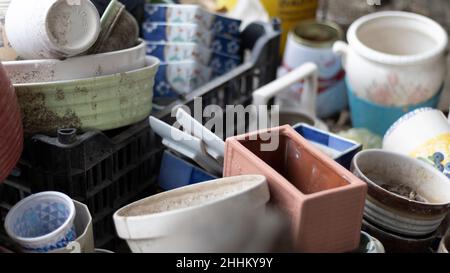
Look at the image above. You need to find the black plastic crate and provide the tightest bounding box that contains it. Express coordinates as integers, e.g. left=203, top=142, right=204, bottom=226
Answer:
left=0, top=120, right=160, bottom=250
left=0, top=21, right=281, bottom=252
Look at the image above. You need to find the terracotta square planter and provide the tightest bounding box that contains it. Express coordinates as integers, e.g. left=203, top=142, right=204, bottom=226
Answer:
left=224, top=125, right=367, bottom=252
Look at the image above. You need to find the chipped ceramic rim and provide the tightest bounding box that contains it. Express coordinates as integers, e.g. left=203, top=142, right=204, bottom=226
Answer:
left=384, top=107, right=436, bottom=138
left=14, top=55, right=160, bottom=87
left=348, top=11, right=448, bottom=65
left=4, top=191, right=75, bottom=245
left=352, top=149, right=450, bottom=206
left=114, top=175, right=269, bottom=221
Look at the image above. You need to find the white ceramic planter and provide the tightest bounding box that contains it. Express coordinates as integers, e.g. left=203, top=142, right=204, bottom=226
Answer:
left=333, top=11, right=448, bottom=107
left=6, top=0, right=100, bottom=59
left=3, top=39, right=147, bottom=84
left=113, top=175, right=270, bottom=253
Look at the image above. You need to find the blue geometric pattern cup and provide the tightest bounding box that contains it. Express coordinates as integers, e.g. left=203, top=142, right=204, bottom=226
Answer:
left=4, top=192, right=76, bottom=253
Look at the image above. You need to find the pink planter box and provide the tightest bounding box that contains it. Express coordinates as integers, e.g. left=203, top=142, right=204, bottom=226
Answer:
left=224, top=125, right=367, bottom=252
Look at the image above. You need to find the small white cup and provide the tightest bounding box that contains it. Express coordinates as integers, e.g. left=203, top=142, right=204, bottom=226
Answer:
left=5, top=0, right=100, bottom=59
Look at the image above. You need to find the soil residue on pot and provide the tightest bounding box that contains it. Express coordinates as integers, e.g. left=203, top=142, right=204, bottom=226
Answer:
left=380, top=183, right=429, bottom=203
left=16, top=87, right=82, bottom=135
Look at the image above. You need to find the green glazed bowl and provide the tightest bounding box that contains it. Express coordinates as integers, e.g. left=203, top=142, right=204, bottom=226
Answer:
left=15, top=56, right=160, bottom=135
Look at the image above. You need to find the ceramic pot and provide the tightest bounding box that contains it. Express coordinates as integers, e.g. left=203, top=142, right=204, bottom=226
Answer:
left=351, top=149, right=450, bottom=237
left=113, top=175, right=270, bottom=253
left=333, top=11, right=448, bottom=107
left=3, top=39, right=147, bottom=84
left=438, top=232, right=449, bottom=253
left=0, top=63, right=22, bottom=183
left=4, top=191, right=76, bottom=252
left=278, top=20, right=347, bottom=118
left=292, top=123, right=362, bottom=170
left=252, top=62, right=328, bottom=131
left=15, top=56, right=160, bottom=135
left=224, top=125, right=367, bottom=253
left=49, top=200, right=94, bottom=253
left=89, top=0, right=139, bottom=54
left=0, top=0, right=17, bottom=61
left=347, top=81, right=442, bottom=136
left=6, top=0, right=101, bottom=59
left=362, top=218, right=437, bottom=253
left=383, top=108, right=450, bottom=177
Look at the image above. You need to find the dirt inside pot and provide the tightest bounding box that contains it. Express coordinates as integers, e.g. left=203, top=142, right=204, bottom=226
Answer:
left=118, top=178, right=262, bottom=217
left=380, top=183, right=429, bottom=203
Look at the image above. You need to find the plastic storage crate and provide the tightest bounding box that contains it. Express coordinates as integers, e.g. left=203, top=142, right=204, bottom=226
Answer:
left=0, top=21, right=280, bottom=252
left=0, top=120, right=159, bottom=250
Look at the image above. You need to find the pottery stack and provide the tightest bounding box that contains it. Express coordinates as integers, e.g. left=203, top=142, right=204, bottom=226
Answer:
left=351, top=149, right=450, bottom=253
left=142, top=3, right=243, bottom=106
left=2, top=0, right=160, bottom=135
left=334, top=11, right=448, bottom=136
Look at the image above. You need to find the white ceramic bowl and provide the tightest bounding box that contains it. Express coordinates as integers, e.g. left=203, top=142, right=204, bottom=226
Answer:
left=4, top=191, right=76, bottom=252
left=3, top=40, right=147, bottom=84
left=113, top=175, right=270, bottom=253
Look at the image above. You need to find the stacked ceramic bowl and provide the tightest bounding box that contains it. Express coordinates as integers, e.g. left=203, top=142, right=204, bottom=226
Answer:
left=2, top=0, right=160, bottom=135
left=333, top=11, right=448, bottom=136
left=143, top=3, right=242, bottom=105
left=351, top=149, right=450, bottom=252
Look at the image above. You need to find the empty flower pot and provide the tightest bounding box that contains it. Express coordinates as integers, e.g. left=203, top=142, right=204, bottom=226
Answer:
left=351, top=149, right=450, bottom=237
left=113, top=175, right=270, bottom=253
left=223, top=125, right=367, bottom=253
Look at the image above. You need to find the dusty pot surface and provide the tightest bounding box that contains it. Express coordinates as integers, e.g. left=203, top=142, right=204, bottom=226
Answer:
left=6, top=0, right=101, bottom=59
left=3, top=40, right=147, bottom=84
left=351, top=149, right=450, bottom=237
left=0, top=63, right=22, bottom=182
left=15, top=56, right=159, bottom=135
left=113, top=175, right=270, bottom=252
left=224, top=125, right=367, bottom=253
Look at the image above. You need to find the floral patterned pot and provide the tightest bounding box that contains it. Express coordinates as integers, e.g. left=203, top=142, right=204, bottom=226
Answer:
left=334, top=11, right=448, bottom=107
left=223, top=125, right=367, bottom=253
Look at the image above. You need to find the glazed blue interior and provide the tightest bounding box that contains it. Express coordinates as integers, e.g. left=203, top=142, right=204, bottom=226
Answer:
left=12, top=201, right=70, bottom=238
left=158, top=151, right=217, bottom=191
left=346, top=78, right=442, bottom=136
left=294, top=125, right=355, bottom=152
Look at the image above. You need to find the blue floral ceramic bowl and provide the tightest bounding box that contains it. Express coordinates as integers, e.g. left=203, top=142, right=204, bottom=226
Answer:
left=4, top=192, right=76, bottom=252
left=293, top=123, right=362, bottom=170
